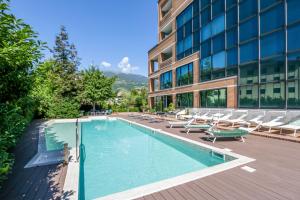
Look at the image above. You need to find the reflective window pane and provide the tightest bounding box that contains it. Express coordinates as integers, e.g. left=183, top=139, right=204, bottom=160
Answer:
left=287, top=0, right=300, bottom=25
left=212, top=51, right=226, bottom=69
left=226, top=0, right=237, bottom=9
left=239, top=85, right=259, bottom=108
left=227, top=48, right=238, bottom=67
left=226, top=6, right=237, bottom=29
left=226, top=28, right=237, bottom=49
left=200, top=56, right=212, bottom=81
left=287, top=80, right=300, bottom=108
left=201, top=23, right=211, bottom=41
left=240, top=40, right=258, bottom=63
left=176, top=63, right=193, bottom=86
left=212, top=0, right=224, bottom=18
left=211, top=15, right=225, bottom=36
left=260, top=0, right=280, bottom=10
left=261, top=30, right=285, bottom=58
left=288, top=24, right=300, bottom=51
left=200, top=88, right=227, bottom=108
left=260, top=82, right=285, bottom=108
left=212, top=33, right=225, bottom=53
left=240, top=62, right=259, bottom=85
left=160, top=71, right=173, bottom=90
left=201, top=0, right=210, bottom=8
left=239, top=0, right=258, bottom=21
left=288, top=52, right=300, bottom=80
left=260, top=56, right=285, bottom=83
left=176, top=93, right=193, bottom=108
left=201, top=6, right=211, bottom=26
left=260, top=3, right=284, bottom=34
left=201, top=40, right=211, bottom=58
left=240, top=17, right=258, bottom=42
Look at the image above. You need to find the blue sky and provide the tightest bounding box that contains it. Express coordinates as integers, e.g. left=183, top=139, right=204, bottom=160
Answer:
left=10, top=0, right=158, bottom=76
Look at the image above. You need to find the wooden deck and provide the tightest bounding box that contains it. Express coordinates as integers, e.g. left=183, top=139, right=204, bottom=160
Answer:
left=0, top=120, right=68, bottom=200
left=118, top=115, right=300, bottom=200
left=1, top=116, right=300, bottom=200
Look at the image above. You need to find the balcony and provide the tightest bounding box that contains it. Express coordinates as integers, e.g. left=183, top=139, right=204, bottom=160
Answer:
left=159, top=9, right=172, bottom=28
left=148, top=31, right=175, bottom=59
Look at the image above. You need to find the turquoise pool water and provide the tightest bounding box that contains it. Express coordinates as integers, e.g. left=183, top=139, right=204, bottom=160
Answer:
left=45, top=122, right=76, bottom=151
left=79, top=119, right=235, bottom=200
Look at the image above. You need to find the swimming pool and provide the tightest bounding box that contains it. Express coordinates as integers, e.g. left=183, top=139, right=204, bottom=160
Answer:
left=78, top=119, right=238, bottom=200
left=45, top=118, right=253, bottom=199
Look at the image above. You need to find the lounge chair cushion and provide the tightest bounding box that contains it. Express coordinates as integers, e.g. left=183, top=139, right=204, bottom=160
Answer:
left=185, top=124, right=211, bottom=129
left=208, top=129, right=248, bottom=137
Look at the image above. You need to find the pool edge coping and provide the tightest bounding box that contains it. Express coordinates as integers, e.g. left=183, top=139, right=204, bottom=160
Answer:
left=62, top=116, right=255, bottom=200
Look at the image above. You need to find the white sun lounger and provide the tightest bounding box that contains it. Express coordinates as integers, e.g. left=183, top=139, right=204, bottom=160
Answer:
left=260, top=111, right=287, bottom=132
left=168, top=118, right=194, bottom=128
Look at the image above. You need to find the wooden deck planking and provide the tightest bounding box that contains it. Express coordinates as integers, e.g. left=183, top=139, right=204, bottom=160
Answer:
left=0, top=120, right=67, bottom=200
left=118, top=115, right=300, bottom=200
left=1, top=116, right=300, bottom=200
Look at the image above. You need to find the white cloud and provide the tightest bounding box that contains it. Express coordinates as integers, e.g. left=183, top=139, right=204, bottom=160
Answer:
left=100, top=61, right=112, bottom=68
left=118, top=57, right=138, bottom=73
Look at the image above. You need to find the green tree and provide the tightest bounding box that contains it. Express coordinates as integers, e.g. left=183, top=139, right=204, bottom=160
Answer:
left=80, top=66, right=116, bottom=112
left=0, top=0, right=43, bottom=186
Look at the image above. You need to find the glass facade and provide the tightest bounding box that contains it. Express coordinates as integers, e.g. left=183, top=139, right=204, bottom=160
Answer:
left=148, top=0, right=300, bottom=109
left=200, top=88, right=227, bottom=108
left=176, top=63, right=193, bottom=86
left=176, top=93, right=194, bottom=108
left=160, top=71, right=172, bottom=90
left=154, top=95, right=173, bottom=111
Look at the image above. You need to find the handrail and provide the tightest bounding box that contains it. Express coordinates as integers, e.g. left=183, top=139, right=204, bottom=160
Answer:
left=75, top=118, right=79, bottom=162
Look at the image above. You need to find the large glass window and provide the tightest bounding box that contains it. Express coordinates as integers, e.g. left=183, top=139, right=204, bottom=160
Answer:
left=260, top=82, right=285, bottom=108
left=154, top=95, right=173, bottom=112
left=201, top=0, right=210, bottom=8
left=288, top=52, right=300, bottom=80
left=176, top=63, right=193, bottom=86
left=226, top=0, right=237, bottom=9
left=260, top=3, right=284, bottom=34
left=211, top=15, right=225, bottom=36
left=287, top=0, right=300, bottom=25
left=176, top=93, right=193, bottom=108
left=226, top=28, right=237, bottom=49
left=261, top=56, right=285, bottom=83
left=239, top=17, right=258, bottom=42
left=212, top=0, right=224, bottom=18
left=201, top=40, right=211, bottom=58
left=160, top=71, right=173, bottom=90
left=239, top=62, right=259, bottom=85
left=261, top=30, right=285, bottom=58
left=240, top=40, right=258, bottom=63
left=287, top=52, right=300, bottom=108
left=239, top=85, right=259, bottom=108
left=176, top=4, right=196, bottom=60
left=212, top=51, right=226, bottom=69
left=201, top=6, right=211, bottom=26
left=260, top=0, right=281, bottom=10
left=226, top=6, right=237, bottom=29
left=288, top=24, right=300, bottom=52
left=200, top=88, right=227, bottom=108
left=212, top=33, right=225, bottom=53
left=239, top=0, right=258, bottom=21
left=200, top=56, right=212, bottom=81
left=227, top=48, right=238, bottom=67
left=287, top=80, right=300, bottom=108
left=201, top=23, right=211, bottom=42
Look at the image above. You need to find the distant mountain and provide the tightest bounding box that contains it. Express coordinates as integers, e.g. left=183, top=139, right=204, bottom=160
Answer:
left=103, top=71, right=148, bottom=91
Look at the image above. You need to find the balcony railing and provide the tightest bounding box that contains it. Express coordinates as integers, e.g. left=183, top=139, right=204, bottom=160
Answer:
left=160, top=57, right=173, bottom=69
left=159, top=9, right=172, bottom=28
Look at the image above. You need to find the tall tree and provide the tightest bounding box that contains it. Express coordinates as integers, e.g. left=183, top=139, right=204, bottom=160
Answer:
left=80, top=66, right=116, bottom=112
left=52, top=26, right=80, bottom=99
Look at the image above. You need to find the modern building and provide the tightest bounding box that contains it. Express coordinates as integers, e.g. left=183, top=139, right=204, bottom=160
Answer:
left=148, top=0, right=300, bottom=111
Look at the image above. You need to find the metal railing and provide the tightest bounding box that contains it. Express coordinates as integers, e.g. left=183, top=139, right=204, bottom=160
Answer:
left=75, top=118, right=79, bottom=162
